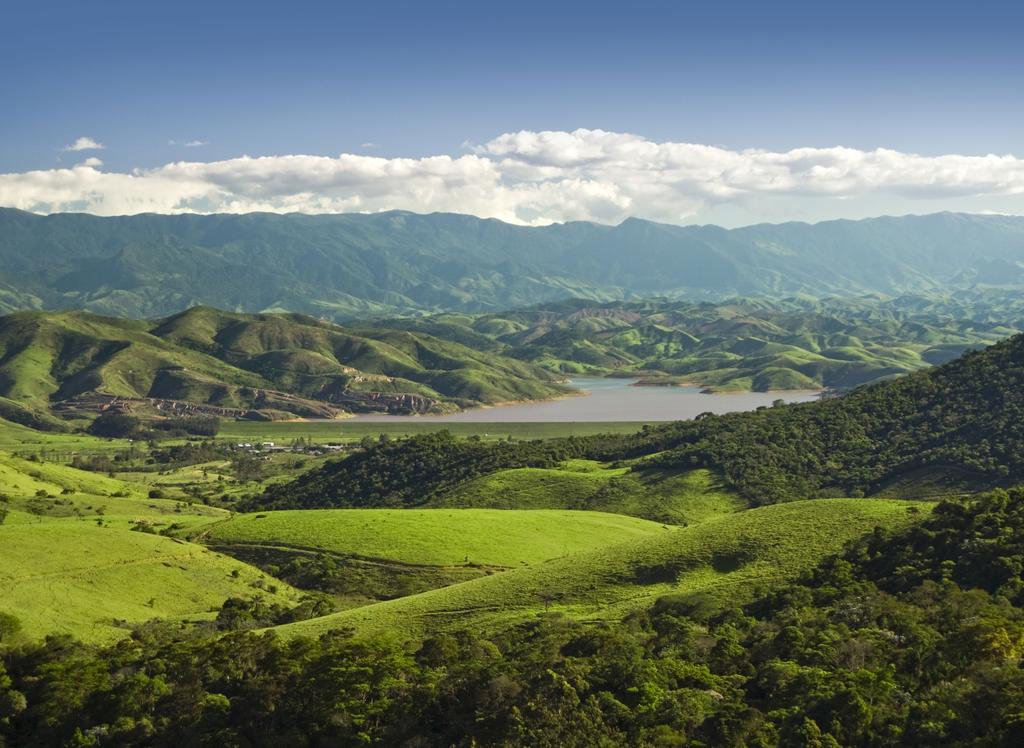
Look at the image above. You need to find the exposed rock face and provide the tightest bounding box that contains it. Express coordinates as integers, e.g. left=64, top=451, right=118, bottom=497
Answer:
left=53, top=393, right=251, bottom=418
left=325, top=389, right=440, bottom=414
left=52, top=386, right=442, bottom=419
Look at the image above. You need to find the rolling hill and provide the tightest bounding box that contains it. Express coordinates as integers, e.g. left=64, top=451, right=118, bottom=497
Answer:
left=194, top=508, right=674, bottom=607
left=275, top=498, right=924, bottom=640
left=0, top=521, right=300, bottom=643
left=3, top=209, right=1024, bottom=318
left=0, top=448, right=301, bottom=643
left=0, top=306, right=566, bottom=423
left=382, top=294, right=1021, bottom=391
left=198, top=508, right=667, bottom=568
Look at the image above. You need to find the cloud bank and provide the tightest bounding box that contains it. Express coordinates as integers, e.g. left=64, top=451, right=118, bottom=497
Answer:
left=6, top=130, right=1024, bottom=225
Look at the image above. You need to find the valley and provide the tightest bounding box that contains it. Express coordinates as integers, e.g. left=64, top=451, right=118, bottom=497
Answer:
left=2, top=211, right=1024, bottom=747
left=5, top=5, right=1023, bottom=742
left=2, top=311, right=1022, bottom=745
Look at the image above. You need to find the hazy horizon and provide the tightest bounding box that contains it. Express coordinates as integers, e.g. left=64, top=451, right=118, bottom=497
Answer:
left=4, top=1, right=1024, bottom=227
left=4, top=204, right=1023, bottom=232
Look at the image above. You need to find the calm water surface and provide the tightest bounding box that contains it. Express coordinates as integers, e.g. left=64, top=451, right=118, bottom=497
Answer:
left=347, top=378, right=821, bottom=423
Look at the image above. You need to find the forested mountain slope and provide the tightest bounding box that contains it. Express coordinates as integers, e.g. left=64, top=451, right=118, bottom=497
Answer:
left=3, top=208, right=1024, bottom=318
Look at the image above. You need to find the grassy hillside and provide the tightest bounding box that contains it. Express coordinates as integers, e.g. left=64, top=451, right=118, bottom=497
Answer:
left=276, top=498, right=925, bottom=640
left=194, top=507, right=671, bottom=608
left=5, top=490, right=1020, bottom=746
left=0, top=306, right=567, bottom=422
left=0, top=446, right=307, bottom=643
left=384, top=294, right=1020, bottom=391
left=432, top=463, right=745, bottom=524
left=199, top=508, right=667, bottom=567
left=0, top=521, right=300, bottom=643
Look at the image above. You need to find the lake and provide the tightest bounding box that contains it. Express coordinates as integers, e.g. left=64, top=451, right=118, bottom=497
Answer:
left=347, top=378, right=821, bottom=423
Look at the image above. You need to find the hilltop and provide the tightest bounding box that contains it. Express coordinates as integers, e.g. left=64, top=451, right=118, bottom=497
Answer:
left=3, top=209, right=1024, bottom=318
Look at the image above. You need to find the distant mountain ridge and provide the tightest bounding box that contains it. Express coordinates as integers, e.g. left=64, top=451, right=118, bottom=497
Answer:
left=2, top=209, right=1024, bottom=319
left=380, top=295, right=1021, bottom=391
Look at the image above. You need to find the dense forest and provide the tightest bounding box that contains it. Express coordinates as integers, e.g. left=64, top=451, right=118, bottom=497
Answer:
left=259, top=333, right=1024, bottom=510
left=3, top=487, right=1023, bottom=746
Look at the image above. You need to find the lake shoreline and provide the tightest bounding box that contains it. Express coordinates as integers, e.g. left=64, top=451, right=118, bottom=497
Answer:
left=302, top=377, right=823, bottom=424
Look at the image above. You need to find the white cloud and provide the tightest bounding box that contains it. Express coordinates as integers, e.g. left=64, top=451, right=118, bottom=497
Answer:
left=168, top=139, right=208, bottom=147
left=62, top=136, right=105, bottom=152
left=5, top=129, right=1024, bottom=224
left=77, top=157, right=103, bottom=168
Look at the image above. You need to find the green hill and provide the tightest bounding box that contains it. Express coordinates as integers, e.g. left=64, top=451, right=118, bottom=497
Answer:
left=199, top=508, right=666, bottom=568
left=0, top=445, right=309, bottom=644
left=383, top=294, right=1020, bottom=391
left=432, top=463, right=744, bottom=525
left=0, top=521, right=300, bottom=643
left=194, top=507, right=672, bottom=607
left=5, top=489, right=1021, bottom=746
left=0, top=306, right=567, bottom=422
left=275, top=498, right=924, bottom=640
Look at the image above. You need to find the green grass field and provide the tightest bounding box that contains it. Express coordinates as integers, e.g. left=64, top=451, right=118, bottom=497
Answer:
left=196, top=508, right=669, bottom=568
left=433, top=464, right=745, bottom=524
left=0, top=450, right=147, bottom=498
left=276, top=498, right=929, bottom=641
left=0, top=416, right=123, bottom=451
left=0, top=446, right=299, bottom=643
left=0, top=521, right=300, bottom=643
left=0, top=449, right=227, bottom=530
left=218, top=420, right=648, bottom=443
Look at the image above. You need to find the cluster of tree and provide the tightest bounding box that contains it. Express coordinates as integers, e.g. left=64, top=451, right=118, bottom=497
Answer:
left=3, top=488, right=1024, bottom=745
left=86, top=414, right=220, bottom=441
left=146, top=441, right=232, bottom=466
left=251, top=432, right=593, bottom=510
left=150, top=416, right=220, bottom=438
left=214, top=594, right=335, bottom=632
left=86, top=413, right=143, bottom=439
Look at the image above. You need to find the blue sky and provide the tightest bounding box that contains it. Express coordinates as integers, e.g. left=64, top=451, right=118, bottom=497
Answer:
left=2, top=0, right=1023, bottom=225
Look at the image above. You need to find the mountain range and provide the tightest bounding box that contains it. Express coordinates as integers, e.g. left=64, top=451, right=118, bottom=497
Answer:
left=382, top=295, right=1021, bottom=391
left=2, top=208, right=1024, bottom=319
